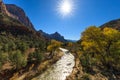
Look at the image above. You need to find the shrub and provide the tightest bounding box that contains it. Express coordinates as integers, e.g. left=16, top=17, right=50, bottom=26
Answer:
left=28, top=49, right=43, bottom=63
left=9, top=50, right=27, bottom=69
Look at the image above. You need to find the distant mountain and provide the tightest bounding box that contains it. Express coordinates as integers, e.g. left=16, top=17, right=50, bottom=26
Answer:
left=0, top=1, right=35, bottom=30
left=66, top=39, right=77, bottom=42
left=50, top=32, right=67, bottom=42
left=38, top=30, right=50, bottom=38
left=100, top=18, right=120, bottom=30
left=5, top=4, right=35, bottom=30
left=0, top=1, right=45, bottom=40
left=0, top=1, right=74, bottom=42
left=38, top=30, right=67, bottom=42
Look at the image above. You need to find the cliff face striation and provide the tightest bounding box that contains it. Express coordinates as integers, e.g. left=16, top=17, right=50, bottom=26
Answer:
left=0, top=1, right=12, bottom=17
left=6, top=4, right=35, bottom=30
left=0, top=1, right=35, bottom=30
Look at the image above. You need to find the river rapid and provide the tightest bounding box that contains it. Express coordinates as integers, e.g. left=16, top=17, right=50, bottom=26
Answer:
left=32, top=48, right=75, bottom=80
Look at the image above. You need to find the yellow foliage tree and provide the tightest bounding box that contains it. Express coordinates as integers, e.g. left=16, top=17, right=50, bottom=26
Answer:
left=47, top=40, right=62, bottom=52
left=81, top=26, right=120, bottom=69
left=67, top=42, right=73, bottom=47
left=81, top=26, right=104, bottom=54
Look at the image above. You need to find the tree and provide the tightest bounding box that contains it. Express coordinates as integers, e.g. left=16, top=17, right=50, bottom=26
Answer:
left=47, top=40, right=62, bottom=52
left=81, top=26, right=104, bottom=55
left=80, top=26, right=120, bottom=70
left=67, top=42, right=73, bottom=47
left=103, top=28, right=120, bottom=69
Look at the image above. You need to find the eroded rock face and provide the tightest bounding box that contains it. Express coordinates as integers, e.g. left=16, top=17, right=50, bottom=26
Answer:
left=0, top=1, right=35, bottom=30
left=0, top=1, right=10, bottom=16
left=6, top=4, right=35, bottom=30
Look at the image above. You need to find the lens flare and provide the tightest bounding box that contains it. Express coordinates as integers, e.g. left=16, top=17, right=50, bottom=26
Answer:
left=57, top=0, right=75, bottom=18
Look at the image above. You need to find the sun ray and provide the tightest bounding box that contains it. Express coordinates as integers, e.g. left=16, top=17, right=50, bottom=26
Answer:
left=57, top=0, right=75, bottom=18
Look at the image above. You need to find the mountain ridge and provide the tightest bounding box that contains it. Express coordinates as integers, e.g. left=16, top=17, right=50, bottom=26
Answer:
left=0, top=1, right=75, bottom=42
left=100, top=18, right=120, bottom=30
left=38, top=30, right=67, bottom=42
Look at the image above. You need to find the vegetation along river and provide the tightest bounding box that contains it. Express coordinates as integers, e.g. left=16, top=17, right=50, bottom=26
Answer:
left=32, top=48, right=75, bottom=80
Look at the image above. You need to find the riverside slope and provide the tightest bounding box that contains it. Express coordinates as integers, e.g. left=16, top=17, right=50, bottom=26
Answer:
left=32, top=48, right=75, bottom=80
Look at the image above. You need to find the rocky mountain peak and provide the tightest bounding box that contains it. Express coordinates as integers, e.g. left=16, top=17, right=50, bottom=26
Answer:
left=52, top=32, right=61, bottom=36
left=0, top=1, right=17, bottom=19
left=0, top=1, right=35, bottom=30
left=6, top=4, right=35, bottom=30
left=38, top=30, right=67, bottom=42
left=0, top=1, right=9, bottom=15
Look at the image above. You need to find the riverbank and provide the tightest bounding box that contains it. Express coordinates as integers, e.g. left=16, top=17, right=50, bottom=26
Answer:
left=10, top=50, right=64, bottom=80
left=66, top=53, right=113, bottom=80
left=32, top=48, right=75, bottom=80
left=66, top=53, right=83, bottom=80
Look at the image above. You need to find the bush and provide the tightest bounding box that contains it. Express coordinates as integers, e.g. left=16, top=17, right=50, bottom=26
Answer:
left=16, top=42, right=29, bottom=52
left=9, top=50, right=27, bottom=69
left=28, top=49, right=43, bottom=63
left=0, top=51, right=8, bottom=64
left=2, top=44, right=9, bottom=52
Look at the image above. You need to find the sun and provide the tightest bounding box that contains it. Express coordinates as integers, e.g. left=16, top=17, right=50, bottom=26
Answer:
left=59, top=0, right=72, bottom=15
left=57, top=0, right=74, bottom=18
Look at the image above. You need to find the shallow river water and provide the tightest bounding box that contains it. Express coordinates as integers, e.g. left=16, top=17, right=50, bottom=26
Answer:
left=32, top=48, right=75, bottom=80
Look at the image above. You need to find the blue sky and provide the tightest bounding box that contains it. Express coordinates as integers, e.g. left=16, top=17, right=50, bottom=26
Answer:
left=4, top=0, right=120, bottom=40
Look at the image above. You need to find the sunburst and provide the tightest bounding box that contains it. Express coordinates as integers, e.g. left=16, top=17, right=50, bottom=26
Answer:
left=57, top=0, right=75, bottom=18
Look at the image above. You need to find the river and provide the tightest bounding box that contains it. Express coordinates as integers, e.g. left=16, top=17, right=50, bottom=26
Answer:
left=32, top=48, right=75, bottom=80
